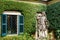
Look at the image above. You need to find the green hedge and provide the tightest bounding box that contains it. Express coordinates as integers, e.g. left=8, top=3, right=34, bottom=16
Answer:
left=0, top=33, right=35, bottom=40
left=47, top=2, right=60, bottom=39
left=47, top=2, right=60, bottom=30
left=0, top=1, right=46, bottom=34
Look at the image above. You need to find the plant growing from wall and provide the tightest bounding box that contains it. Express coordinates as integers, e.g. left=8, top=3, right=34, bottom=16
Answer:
left=0, top=0, right=46, bottom=35
left=46, top=2, right=60, bottom=39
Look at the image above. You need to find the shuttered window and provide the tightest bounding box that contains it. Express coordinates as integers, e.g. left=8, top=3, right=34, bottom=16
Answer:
left=1, top=14, right=24, bottom=36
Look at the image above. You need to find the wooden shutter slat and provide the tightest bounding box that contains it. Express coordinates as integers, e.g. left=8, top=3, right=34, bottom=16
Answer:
left=2, top=15, right=7, bottom=36
left=18, top=15, right=24, bottom=34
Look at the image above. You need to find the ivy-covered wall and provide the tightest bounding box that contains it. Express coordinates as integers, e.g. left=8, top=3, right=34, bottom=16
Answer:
left=47, top=2, right=60, bottom=38
left=0, top=1, right=46, bottom=35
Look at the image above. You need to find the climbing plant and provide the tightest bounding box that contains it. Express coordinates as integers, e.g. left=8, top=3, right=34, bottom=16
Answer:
left=46, top=2, right=60, bottom=39
left=0, top=0, right=46, bottom=35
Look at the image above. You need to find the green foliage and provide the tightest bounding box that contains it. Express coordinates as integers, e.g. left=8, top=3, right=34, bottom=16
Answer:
left=0, top=33, right=35, bottom=40
left=47, top=2, right=60, bottom=30
left=0, top=1, right=46, bottom=35
left=54, top=30, right=60, bottom=39
left=46, top=2, right=60, bottom=39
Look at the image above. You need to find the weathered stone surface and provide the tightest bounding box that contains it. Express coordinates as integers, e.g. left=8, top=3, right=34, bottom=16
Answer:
left=36, top=12, right=48, bottom=40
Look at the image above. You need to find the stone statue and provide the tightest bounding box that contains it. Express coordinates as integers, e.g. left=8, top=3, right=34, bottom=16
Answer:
left=36, top=12, right=48, bottom=40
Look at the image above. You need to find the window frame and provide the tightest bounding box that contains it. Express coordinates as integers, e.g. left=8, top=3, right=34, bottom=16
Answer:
left=1, top=11, right=24, bottom=36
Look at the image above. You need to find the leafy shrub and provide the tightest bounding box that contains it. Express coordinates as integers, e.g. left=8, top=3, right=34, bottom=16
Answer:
left=47, top=2, right=60, bottom=30
left=46, top=2, right=60, bottom=39
left=0, top=1, right=46, bottom=35
left=0, top=33, right=35, bottom=40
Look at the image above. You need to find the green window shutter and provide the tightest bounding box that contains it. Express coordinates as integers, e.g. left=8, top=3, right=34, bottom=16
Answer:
left=2, top=14, right=7, bottom=36
left=18, top=15, right=24, bottom=34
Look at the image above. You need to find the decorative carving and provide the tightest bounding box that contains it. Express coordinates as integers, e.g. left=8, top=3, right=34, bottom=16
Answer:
left=36, top=11, right=48, bottom=40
